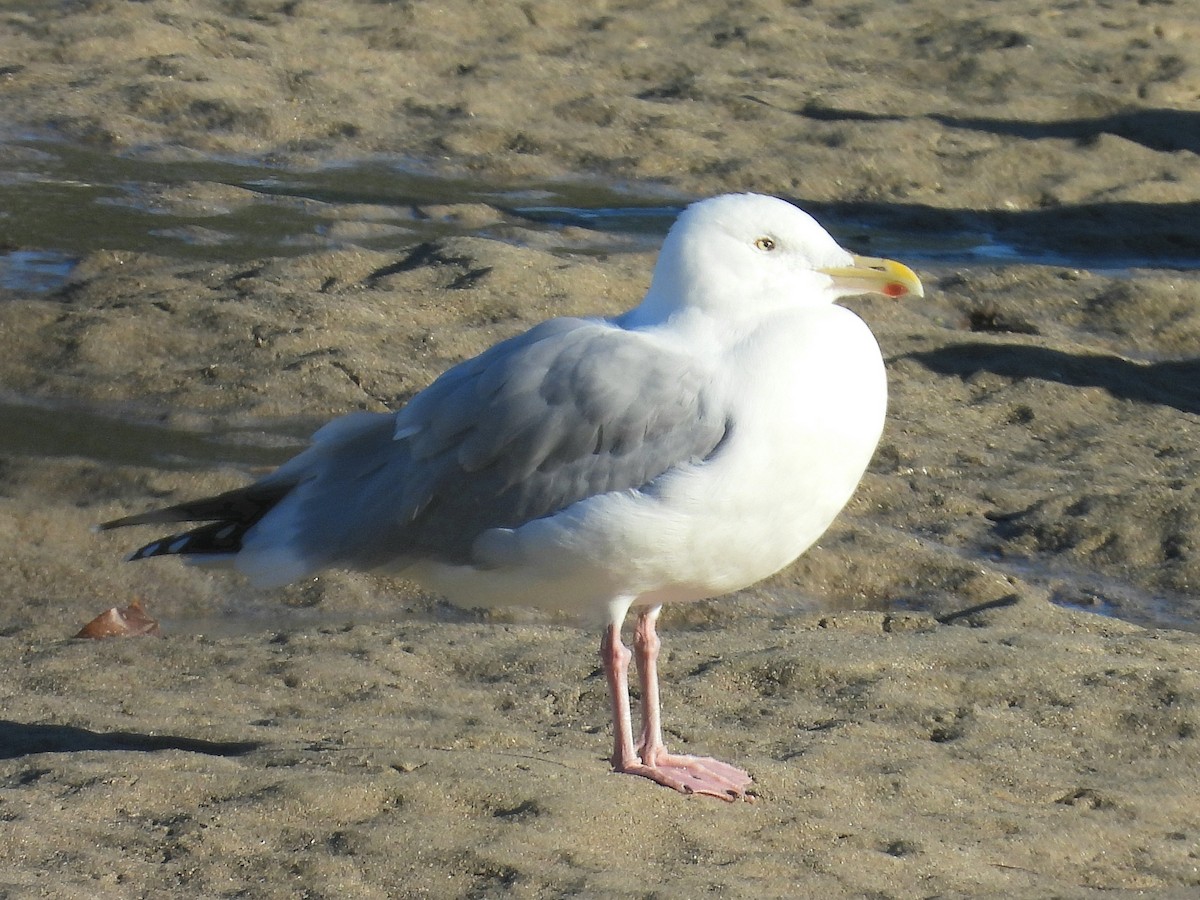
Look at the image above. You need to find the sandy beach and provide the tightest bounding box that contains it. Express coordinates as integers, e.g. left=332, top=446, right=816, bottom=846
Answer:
left=2, top=0, right=1200, bottom=896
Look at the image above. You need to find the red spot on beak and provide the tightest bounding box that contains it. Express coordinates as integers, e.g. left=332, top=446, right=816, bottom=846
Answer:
left=883, top=281, right=908, bottom=298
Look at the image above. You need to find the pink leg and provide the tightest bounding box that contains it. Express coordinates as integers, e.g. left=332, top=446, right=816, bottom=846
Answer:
left=599, top=608, right=752, bottom=801
left=601, top=619, right=640, bottom=774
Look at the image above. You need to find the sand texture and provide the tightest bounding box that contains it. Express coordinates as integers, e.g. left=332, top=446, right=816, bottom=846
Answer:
left=2, top=0, right=1200, bottom=896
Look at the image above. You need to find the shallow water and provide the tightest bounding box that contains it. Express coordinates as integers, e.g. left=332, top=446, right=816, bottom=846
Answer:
left=5, top=136, right=1196, bottom=295
left=0, top=137, right=680, bottom=289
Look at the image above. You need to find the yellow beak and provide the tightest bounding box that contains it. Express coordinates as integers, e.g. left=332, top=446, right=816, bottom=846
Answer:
left=819, top=255, right=924, bottom=299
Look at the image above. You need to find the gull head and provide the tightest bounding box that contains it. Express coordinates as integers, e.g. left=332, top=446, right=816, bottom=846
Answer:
left=632, top=193, right=923, bottom=325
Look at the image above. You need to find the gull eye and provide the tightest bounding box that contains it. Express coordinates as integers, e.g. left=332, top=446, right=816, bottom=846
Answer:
left=754, top=236, right=776, bottom=251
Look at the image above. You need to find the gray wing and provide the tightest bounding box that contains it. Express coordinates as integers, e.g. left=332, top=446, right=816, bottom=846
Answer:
left=282, top=316, right=732, bottom=569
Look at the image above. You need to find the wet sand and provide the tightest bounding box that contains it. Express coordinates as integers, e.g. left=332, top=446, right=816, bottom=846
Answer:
left=3, top=0, right=1200, bottom=896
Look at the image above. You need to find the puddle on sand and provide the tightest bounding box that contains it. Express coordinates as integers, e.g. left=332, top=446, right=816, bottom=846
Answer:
left=0, top=137, right=684, bottom=290
left=6, top=135, right=1196, bottom=294
left=0, top=249, right=75, bottom=292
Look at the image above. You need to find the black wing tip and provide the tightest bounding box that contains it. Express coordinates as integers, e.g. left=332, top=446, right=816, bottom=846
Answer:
left=124, top=534, right=194, bottom=562
left=97, top=481, right=297, bottom=533
left=123, top=521, right=246, bottom=562
left=125, top=540, right=167, bottom=562
left=99, top=482, right=296, bottom=557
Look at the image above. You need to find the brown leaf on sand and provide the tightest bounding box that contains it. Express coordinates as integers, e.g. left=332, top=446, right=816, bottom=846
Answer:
left=75, top=598, right=162, bottom=639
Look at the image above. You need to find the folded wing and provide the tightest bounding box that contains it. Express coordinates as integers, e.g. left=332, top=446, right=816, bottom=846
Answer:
left=103, top=317, right=733, bottom=584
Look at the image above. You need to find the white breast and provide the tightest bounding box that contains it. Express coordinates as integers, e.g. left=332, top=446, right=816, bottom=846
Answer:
left=415, top=304, right=886, bottom=618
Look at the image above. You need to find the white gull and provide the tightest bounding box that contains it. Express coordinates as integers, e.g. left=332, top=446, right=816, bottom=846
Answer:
left=100, top=193, right=923, bottom=800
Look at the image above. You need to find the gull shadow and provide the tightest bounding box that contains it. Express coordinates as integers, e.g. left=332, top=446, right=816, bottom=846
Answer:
left=905, top=343, right=1200, bottom=415
left=0, top=719, right=259, bottom=760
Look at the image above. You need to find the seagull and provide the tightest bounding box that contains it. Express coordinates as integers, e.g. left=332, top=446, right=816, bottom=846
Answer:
left=99, top=193, right=922, bottom=800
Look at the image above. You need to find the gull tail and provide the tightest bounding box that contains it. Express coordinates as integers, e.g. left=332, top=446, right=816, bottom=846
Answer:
left=97, top=482, right=297, bottom=562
